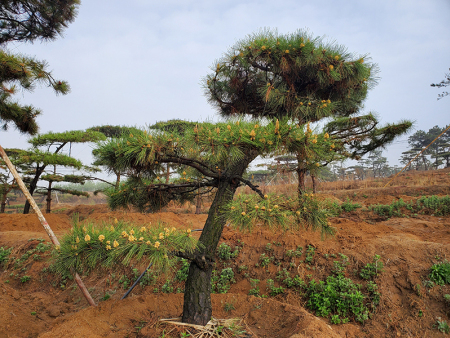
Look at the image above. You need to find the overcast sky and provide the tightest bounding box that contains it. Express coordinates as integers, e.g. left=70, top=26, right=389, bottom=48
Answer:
left=1, top=0, right=449, bottom=172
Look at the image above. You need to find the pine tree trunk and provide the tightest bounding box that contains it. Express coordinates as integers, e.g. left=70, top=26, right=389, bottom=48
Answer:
left=1, top=194, right=5, bottom=213
left=296, top=167, right=307, bottom=199
left=46, top=182, right=52, bottom=214
left=311, top=174, right=317, bottom=194
left=114, top=171, right=121, bottom=189
left=182, top=151, right=257, bottom=325
left=23, top=165, right=45, bottom=214
left=195, top=190, right=201, bottom=214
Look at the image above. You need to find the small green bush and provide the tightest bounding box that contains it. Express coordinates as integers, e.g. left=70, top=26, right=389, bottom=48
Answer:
left=212, top=268, right=235, bottom=294
left=0, top=247, right=12, bottom=267
left=306, top=274, right=369, bottom=323
left=341, top=198, right=362, bottom=212
left=429, top=261, right=450, bottom=286
left=217, top=243, right=239, bottom=260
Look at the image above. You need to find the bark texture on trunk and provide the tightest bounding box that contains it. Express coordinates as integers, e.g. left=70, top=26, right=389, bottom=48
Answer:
left=311, top=174, right=317, bottom=194
left=23, top=164, right=45, bottom=214
left=46, top=182, right=52, bottom=214
left=182, top=151, right=257, bottom=325
left=195, top=191, right=201, bottom=214
left=296, top=167, right=307, bottom=199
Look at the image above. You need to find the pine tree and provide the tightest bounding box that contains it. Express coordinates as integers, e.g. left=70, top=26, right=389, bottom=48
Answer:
left=0, top=0, right=78, bottom=134
left=0, top=0, right=79, bottom=44
left=21, top=129, right=105, bottom=213
left=204, top=29, right=411, bottom=197
left=94, top=29, right=411, bottom=325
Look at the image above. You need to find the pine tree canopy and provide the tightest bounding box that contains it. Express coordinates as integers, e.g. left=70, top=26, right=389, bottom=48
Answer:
left=15, top=149, right=82, bottom=168
left=204, top=28, right=376, bottom=122
left=0, top=50, right=70, bottom=134
left=0, top=0, right=80, bottom=44
left=98, top=118, right=304, bottom=212
left=149, top=120, right=199, bottom=134
left=29, top=129, right=106, bottom=147
left=87, top=125, right=142, bottom=138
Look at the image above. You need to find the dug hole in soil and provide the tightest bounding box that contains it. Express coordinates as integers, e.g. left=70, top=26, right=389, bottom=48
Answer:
left=1, top=168, right=450, bottom=337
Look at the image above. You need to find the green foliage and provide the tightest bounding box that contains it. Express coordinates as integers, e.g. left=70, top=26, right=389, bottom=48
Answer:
left=0, top=246, right=12, bottom=267
left=332, top=254, right=350, bottom=275
left=369, top=196, right=450, bottom=218
left=29, top=130, right=106, bottom=147
left=248, top=279, right=260, bottom=296
left=20, top=275, right=31, bottom=283
left=340, top=198, right=362, bottom=212
left=285, top=246, right=303, bottom=258
left=305, top=245, right=316, bottom=265
left=429, top=261, right=450, bottom=286
left=223, top=301, right=235, bottom=313
left=0, top=51, right=70, bottom=134
left=0, top=0, right=79, bottom=44
left=306, top=275, right=369, bottom=323
left=435, top=318, right=450, bottom=334
left=217, top=243, right=239, bottom=260
left=266, top=279, right=285, bottom=296
left=212, top=268, right=235, bottom=294
left=258, top=253, right=273, bottom=268
left=175, top=258, right=190, bottom=282
left=360, top=255, right=384, bottom=280
left=204, top=28, right=374, bottom=121
left=162, top=280, right=174, bottom=293
left=51, top=219, right=197, bottom=276
left=226, top=193, right=334, bottom=237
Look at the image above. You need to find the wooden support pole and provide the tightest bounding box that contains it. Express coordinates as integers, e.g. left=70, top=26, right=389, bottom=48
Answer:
left=0, top=145, right=96, bottom=307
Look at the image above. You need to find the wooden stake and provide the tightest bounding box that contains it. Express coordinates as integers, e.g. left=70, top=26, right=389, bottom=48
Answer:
left=0, top=145, right=96, bottom=307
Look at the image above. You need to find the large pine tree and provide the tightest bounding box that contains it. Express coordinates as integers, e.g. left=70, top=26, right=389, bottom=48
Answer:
left=92, top=29, right=411, bottom=325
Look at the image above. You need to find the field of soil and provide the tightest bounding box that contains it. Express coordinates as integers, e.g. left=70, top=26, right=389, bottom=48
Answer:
left=1, top=168, right=450, bottom=338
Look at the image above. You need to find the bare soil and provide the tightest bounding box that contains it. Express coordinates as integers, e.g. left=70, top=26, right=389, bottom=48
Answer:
left=1, top=169, right=450, bottom=337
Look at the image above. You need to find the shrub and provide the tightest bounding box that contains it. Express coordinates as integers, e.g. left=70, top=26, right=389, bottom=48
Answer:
left=217, top=243, right=239, bottom=260
left=340, top=198, right=362, bottom=212
left=360, top=255, right=384, bottom=280
left=0, top=247, right=12, bottom=267
left=429, top=261, right=450, bottom=286
left=306, top=274, right=369, bottom=323
left=212, top=268, right=235, bottom=294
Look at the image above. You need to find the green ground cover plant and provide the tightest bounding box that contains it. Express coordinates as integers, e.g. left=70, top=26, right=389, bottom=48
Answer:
left=369, top=195, right=450, bottom=218
left=429, top=261, right=450, bottom=286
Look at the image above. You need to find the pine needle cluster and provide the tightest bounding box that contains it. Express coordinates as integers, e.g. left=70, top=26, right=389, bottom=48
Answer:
left=51, top=219, right=198, bottom=276
left=204, top=28, right=375, bottom=121
left=225, top=193, right=334, bottom=237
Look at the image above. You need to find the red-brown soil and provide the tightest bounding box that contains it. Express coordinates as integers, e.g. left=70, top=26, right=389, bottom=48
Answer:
left=1, top=169, right=450, bottom=337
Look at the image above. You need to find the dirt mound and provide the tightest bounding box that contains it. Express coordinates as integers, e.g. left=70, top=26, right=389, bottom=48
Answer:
left=0, top=213, right=72, bottom=232
left=37, top=293, right=343, bottom=338
left=2, top=168, right=450, bottom=337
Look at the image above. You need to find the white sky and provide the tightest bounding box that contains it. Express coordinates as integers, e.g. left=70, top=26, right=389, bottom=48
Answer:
left=1, top=0, right=449, bottom=175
